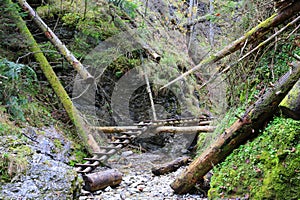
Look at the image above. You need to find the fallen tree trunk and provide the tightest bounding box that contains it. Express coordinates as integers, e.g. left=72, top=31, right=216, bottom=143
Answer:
left=154, top=126, right=216, bottom=133
left=11, top=0, right=100, bottom=154
left=279, top=78, right=300, bottom=120
left=83, top=169, right=122, bottom=192
left=170, top=61, right=300, bottom=194
left=152, top=156, right=190, bottom=176
left=161, top=1, right=300, bottom=89
left=18, top=0, right=94, bottom=83
left=91, top=125, right=215, bottom=134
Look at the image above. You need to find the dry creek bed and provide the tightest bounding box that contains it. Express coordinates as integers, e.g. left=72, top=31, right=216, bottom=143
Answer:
left=79, top=150, right=207, bottom=200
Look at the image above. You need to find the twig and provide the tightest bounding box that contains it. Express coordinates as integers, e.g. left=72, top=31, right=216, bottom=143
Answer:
left=0, top=75, right=8, bottom=79
left=16, top=50, right=59, bottom=63
left=287, top=23, right=300, bottom=39
left=292, top=53, right=300, bottom=61
left=71, top=84, right=91, bottom=100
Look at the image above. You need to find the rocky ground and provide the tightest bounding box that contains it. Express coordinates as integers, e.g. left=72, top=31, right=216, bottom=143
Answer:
left=79, top=150, right=207, bottom=200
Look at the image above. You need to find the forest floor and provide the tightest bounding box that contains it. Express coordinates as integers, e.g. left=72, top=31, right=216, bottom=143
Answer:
left=79, top=150, right=207, bottom=200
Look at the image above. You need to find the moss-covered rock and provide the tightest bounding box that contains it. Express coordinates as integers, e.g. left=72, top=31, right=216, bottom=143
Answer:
left=209, top=117, right=300, bottom=199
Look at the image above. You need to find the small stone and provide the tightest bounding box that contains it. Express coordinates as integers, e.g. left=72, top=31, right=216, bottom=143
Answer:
left=104, top=186, right=113, bottom=192
left=137, top=185, right=144, bottom=192
left=121, top=151, right=133, bottom=157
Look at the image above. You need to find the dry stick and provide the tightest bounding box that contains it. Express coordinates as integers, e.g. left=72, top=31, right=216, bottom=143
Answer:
left=141, top=55, right=157, bottom=120
left=207, top=16, right=300, bottom=89
left=160, top=2, right=300, bottom=90
left=171, top=62, right=300, bottom=194
left=237, top=15, right=300, bottom=64
left=18, top=0, right=94, bottom=83
left=197, top=14, right=300, bottom=90
left=12, top=0, right=100, bottom=154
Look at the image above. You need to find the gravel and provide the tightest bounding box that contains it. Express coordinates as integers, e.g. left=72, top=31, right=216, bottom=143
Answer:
left=79, top=151, right=207, bottom=200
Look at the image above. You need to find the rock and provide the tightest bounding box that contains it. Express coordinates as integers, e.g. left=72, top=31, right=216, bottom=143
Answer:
left=0, top=127, right=82, bottom=200
left=121, top=150, right=134, bottom=157
left=137, top=185, right=145, bottom=192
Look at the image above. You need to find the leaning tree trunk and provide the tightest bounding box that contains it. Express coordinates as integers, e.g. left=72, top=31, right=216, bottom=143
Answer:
left=161, top=1, right=300, bottom=89
left=170, top=62, right=300, bottom=194
left=279, top=78, right=300, bottom=120
left=9, top=0, right=100, bottom=154
left=18, top=0, right=94, bottom=83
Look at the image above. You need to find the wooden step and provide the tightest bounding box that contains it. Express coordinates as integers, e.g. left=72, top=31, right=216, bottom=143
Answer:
left=108, top=141, right=130, bottom=145
left=98, top=146, right=120, bottom=150
left=75, top=163, right=99, bottom=167
left=83, top=158, right=105, bottom=162
left=93, top=152, right=115, bottom=156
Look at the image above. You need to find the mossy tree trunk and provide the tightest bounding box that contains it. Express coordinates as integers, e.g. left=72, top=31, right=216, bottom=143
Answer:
left=170, top=62, right=300, bottom=194
left=162, top=1, right=300, bottom=89
left=18, top=0, right=94, bottom=83
left=279, top=78, right=300, bottom=120
left=8, top=0, right=100, bottom=154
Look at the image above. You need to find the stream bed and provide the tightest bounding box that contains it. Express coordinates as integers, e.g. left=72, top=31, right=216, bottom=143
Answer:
left=79, top=150, right=207, bottom=200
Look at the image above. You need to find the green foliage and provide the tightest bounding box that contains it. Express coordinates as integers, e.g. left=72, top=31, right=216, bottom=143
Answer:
left=61, top=3, right=119, bottom=41
left=227, top=36, right=300, bottom=108
left=209, top=117, right=300, bottom=199
left=0, top=1, right=28, bottom=60
left=0, top=59, right=37, bottom=121
left=108, top=0, right=138, bottom=18
left=68, top=144, right=88, bottom=167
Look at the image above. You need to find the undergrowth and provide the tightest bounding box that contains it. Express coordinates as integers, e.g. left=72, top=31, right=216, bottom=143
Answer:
left=209, top=117, right=300, bottom=199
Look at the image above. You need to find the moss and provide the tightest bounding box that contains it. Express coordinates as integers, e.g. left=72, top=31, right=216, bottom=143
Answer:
left=244, top=13, right=276, bottom=38
left=0, top=133, right=33, bottom=183
left=209, top=117, right=300, bottom=199
left=22, top=102, right=54, bottom=127
left=280, top=79, right=300, bottom=111
left=9, top=0, right=95, bottom=153
left=53, top=138, right=63, bottom=151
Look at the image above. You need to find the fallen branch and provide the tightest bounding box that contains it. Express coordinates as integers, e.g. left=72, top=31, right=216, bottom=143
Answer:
left=170, top=61, right=300, bottom=194
left=237, top=15, right=300, bottom=64
left=161, top=1, right=300, bottom=89
left=18, top=0, right=94, bottom=83
left=152, top=156, right=190, bottom=176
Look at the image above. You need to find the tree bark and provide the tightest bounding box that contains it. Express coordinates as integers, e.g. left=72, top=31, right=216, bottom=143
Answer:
left=83, top=169, right=122, bottom=192
left=161, top=1, right=300, bottom=89
left=10, top=0, right=100, bottom=154
left=152, top=156, right=190, bottom=176
left=279, top=78, right=300, bottom=120
left=154, top=126, right=216, bottom=133
left=170, top=62, right=300, bottom=194
left=18, top=0, right=94, bottom=83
